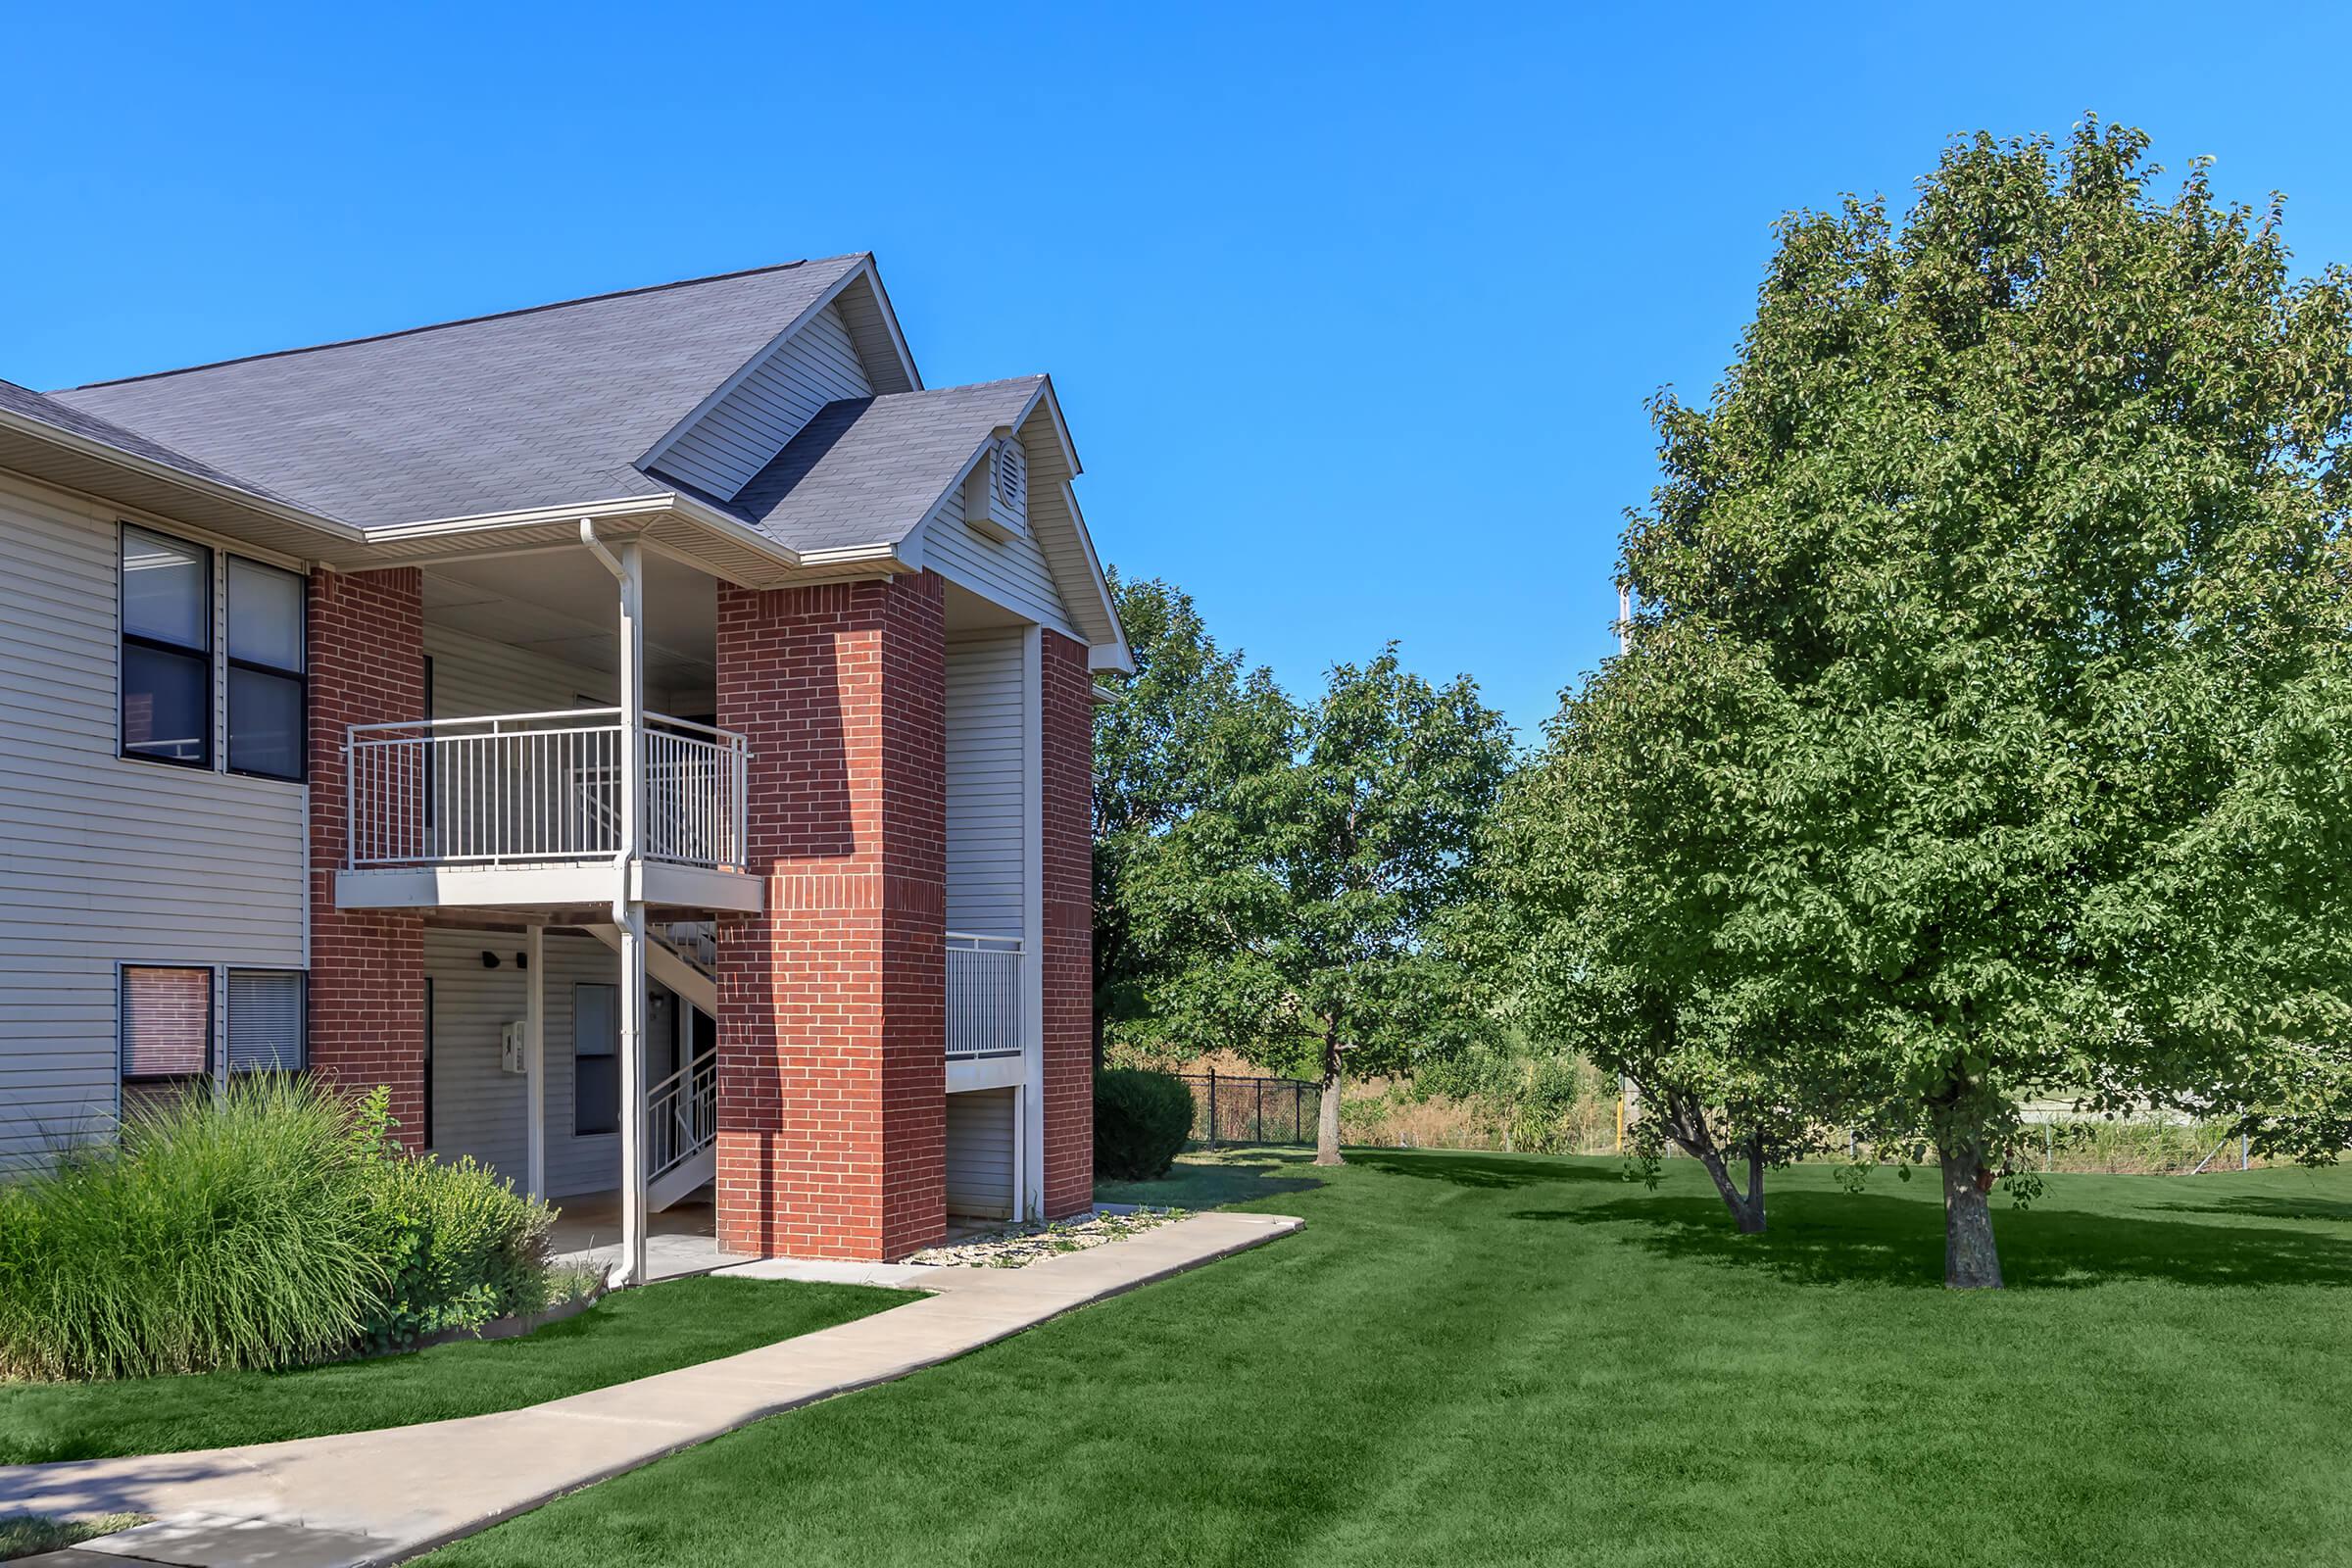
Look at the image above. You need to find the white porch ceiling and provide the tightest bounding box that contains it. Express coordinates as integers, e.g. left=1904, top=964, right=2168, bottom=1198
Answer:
left=422, top=548, right=718, bottom=698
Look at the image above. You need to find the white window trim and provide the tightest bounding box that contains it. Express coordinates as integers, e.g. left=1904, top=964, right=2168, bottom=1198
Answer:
left=115, top=519, right=311, bottom=788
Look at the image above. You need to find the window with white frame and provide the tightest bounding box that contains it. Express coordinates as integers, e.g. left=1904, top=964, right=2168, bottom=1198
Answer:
left=574, top=982, right=618, bottom=1136
left=226, top=558, right=306, bottom=780
left=226, top=969, right=306, bottom=1072
left=121, top=965, right=213, bottom=1086
left=119, top=524, right=307, bottom=781
left=119, top=526, right=214, bottom=766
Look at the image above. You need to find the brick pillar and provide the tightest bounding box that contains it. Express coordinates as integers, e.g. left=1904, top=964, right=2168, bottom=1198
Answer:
left=306, top=567, right=427, bottom=1148
left=714, top=572, right=948, bottom=1260
left=1040, top=629, right=1096, bottom=1218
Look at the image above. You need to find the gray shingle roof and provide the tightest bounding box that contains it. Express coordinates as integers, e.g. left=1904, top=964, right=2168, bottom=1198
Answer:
left=46, top=257, right=869, bottom=529
left=713, top=377, right=1046, bottom=554
left=0, top=376, right=307, bottom=509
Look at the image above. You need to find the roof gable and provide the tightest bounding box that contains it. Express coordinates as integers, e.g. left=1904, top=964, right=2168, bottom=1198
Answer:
left=47, top=256, right=870, bottom=528
left=718, top=377, right=1046, bottom=555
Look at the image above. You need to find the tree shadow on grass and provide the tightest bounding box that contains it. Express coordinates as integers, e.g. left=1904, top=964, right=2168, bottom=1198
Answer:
left=1103, top=1152, right=1326, bottom=1211
left=2142, top=1194, right=2352, bottom=1225
left=1537, top=1191, right=2352, bottom=1291
left=1347, top=1150, right=1621, bottom=1190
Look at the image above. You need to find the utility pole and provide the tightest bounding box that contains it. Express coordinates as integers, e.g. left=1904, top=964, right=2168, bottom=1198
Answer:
left=1615, top=579, right=1641, bottom=1152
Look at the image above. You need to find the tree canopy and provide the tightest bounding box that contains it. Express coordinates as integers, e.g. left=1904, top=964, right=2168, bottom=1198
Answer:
left=1505, top=120, right=2352, bottom=1285
left=1126, top=648, right=1516, bottom=1163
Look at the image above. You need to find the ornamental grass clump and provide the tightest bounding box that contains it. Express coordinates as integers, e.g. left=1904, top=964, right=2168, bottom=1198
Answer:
left=0, top=1076, right=379, bottom=1381
left=0, top=1079, right=559, bottom=1383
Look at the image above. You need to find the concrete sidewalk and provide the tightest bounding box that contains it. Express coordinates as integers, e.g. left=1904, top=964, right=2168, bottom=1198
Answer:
left=2, top=1210, right=1301, bottom=1568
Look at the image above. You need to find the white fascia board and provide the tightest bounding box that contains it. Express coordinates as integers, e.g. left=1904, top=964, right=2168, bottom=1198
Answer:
left=362, top=493, right=679, bottom=544
left=856, top=257, right=924, bottom=393
left=796, top=539, right=917, bottom=573
left=0, top=401, right=366, bottom=545
left=1054, top=480, right=1133, bottom=672
left=632, top=257, right=875, bottom=480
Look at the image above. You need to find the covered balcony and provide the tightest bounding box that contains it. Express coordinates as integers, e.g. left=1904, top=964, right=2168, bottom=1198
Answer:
left=333, top=707, right=761, bottom=913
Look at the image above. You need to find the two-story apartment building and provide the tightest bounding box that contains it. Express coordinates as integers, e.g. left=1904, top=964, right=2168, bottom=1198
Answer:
left=0, top=255, right=1125, bottom=1282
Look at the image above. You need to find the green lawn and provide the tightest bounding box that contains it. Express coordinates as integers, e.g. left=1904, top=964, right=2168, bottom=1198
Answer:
left=422, top=1149, right=2352, bottom=1568
left=0, top=1275, right=916, bottom=1465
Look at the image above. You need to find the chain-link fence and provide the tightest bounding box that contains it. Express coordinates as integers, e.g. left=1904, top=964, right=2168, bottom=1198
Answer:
left=1176, top=1071, right=1320, bottom=1147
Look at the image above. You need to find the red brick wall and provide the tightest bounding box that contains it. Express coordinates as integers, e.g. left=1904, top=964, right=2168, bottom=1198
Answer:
left=713, top=572, right=948, bottom=1260
left=1040, top=629, right=1096, bottom=1218
left=306, top=567, right=427, bottom=1148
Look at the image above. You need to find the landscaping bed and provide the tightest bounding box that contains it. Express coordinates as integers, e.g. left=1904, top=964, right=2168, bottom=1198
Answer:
left=906, top=1205, right=1181, bottom=1268
left=0, top=1273, right=917, bottom=1465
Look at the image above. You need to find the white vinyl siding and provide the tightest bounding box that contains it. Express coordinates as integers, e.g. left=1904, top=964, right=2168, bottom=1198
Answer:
left=945, top=1087, right=1016, bottom=1218
left=0, top=474, right=306, bottom=1163
left=922, top=479, right=1078, bottom=639
left=651, top=302, right=874, bottom=501
left=945, top=629, right=1025, bottom=936
left=422, top=927, right=639, bottom=1198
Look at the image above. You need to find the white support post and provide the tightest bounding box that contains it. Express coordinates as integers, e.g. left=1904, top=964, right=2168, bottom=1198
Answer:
left=582, top=520, right=651, bottom=1288
left=525, top=922, right=546, bottom=1201
left=616, top=540, right=649, bottom=1288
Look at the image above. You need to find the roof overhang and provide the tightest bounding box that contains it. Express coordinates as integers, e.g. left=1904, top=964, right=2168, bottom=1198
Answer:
left=324, top=491, right=915, bottom=589
left=0, top=397, right=366, bottom=559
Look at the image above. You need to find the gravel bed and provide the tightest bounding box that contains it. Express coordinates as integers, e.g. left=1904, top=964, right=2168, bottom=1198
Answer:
left=907, top=1205, right=1184, bottom=1268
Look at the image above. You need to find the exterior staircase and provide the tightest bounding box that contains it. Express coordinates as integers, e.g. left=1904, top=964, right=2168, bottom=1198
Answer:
left=584, top=921, right=718, bottom=1210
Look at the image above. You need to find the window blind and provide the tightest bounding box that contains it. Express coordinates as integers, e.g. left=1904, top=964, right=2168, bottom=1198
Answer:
left=227, top=970, right=306, bottom=1072
left=122, top=966, right=212, bottom=1079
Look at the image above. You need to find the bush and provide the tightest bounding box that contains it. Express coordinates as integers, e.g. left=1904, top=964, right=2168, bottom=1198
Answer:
left=0, top=1077, right=380, bottom=1381
left=0, top=1079, right=558, bottom=1382
left=350, top=1102, right=554, bottom=1350
left=1095, top=1069, right=1194, bottom=1180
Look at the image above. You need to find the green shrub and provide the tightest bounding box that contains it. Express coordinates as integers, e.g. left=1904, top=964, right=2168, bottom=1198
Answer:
left=1095, top=1069, right=1194, bottom=1180
left=0, top=1079, right=559, bottom=1382
left=0, top=1077, right=380, bottom=1381
left=353, top=1144, right=555, bottom=1352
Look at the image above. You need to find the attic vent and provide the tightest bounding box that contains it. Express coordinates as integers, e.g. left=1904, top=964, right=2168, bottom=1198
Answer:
left=965, top=432, right=1029, bottom=544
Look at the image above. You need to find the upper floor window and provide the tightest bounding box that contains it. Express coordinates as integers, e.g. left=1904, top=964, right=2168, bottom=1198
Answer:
left=120, top=526, right=213, bottom=767
left=118, top=525, right=307, bottom=782
left=227, top=559, right=306, bottom=780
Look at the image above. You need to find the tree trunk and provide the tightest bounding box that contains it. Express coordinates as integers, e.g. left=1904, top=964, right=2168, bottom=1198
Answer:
left=1938, top=1142, right=2003, bottom=1290
left=1317, top=1067, right=1354, bottom=1165
left=1665, top=1096, right=1766, bottom=1233
left=1687, top=1136, right=1767, bottom=1234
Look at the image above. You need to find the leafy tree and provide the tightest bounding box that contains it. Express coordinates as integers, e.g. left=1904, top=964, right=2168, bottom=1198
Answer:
left=1493, top=623, right=1830, bottom=1233
left=1092, top=571, right=1290, bottom=1065
left=1140, top=650, right=1517, bottom=1163
left=1568, top=120, right=2352, bottom=1287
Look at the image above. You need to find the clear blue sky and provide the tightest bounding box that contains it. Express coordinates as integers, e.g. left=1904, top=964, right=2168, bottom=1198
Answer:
left=10, top=2, right=2352, bottom=737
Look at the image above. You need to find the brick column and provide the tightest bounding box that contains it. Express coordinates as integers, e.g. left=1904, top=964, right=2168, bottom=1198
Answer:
left=714, top=572, right=949, bottom=1260
left=306, top=567, right=427, bottom=1149
left=1040, top=629, right=1096, bottom=1218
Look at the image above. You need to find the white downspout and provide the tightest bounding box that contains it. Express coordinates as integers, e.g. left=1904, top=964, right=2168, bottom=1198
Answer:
left=525, top=922, right=546, bottom=1201
left=582, top=520, right=650, bottom=1288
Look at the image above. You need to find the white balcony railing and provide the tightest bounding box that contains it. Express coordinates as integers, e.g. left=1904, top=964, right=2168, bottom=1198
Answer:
left=648, top=1050, right=718, bottom=1180
left=344, top=709, right=749, bottom=871
left=946, top=932, right=1022, bottom=1059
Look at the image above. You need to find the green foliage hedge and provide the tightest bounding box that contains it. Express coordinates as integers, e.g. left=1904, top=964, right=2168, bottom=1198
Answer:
left=0, top=1078, right=554, bottom=1382
left=1095, top=1069, right=1194, bottom=1181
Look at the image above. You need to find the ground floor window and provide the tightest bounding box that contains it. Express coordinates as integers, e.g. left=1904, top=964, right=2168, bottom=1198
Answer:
left=574, top=982, right=617, bottom=1135
left=120, top=965, right=213, bottom=1111
left=225, top=969, right=306, bottom=1073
